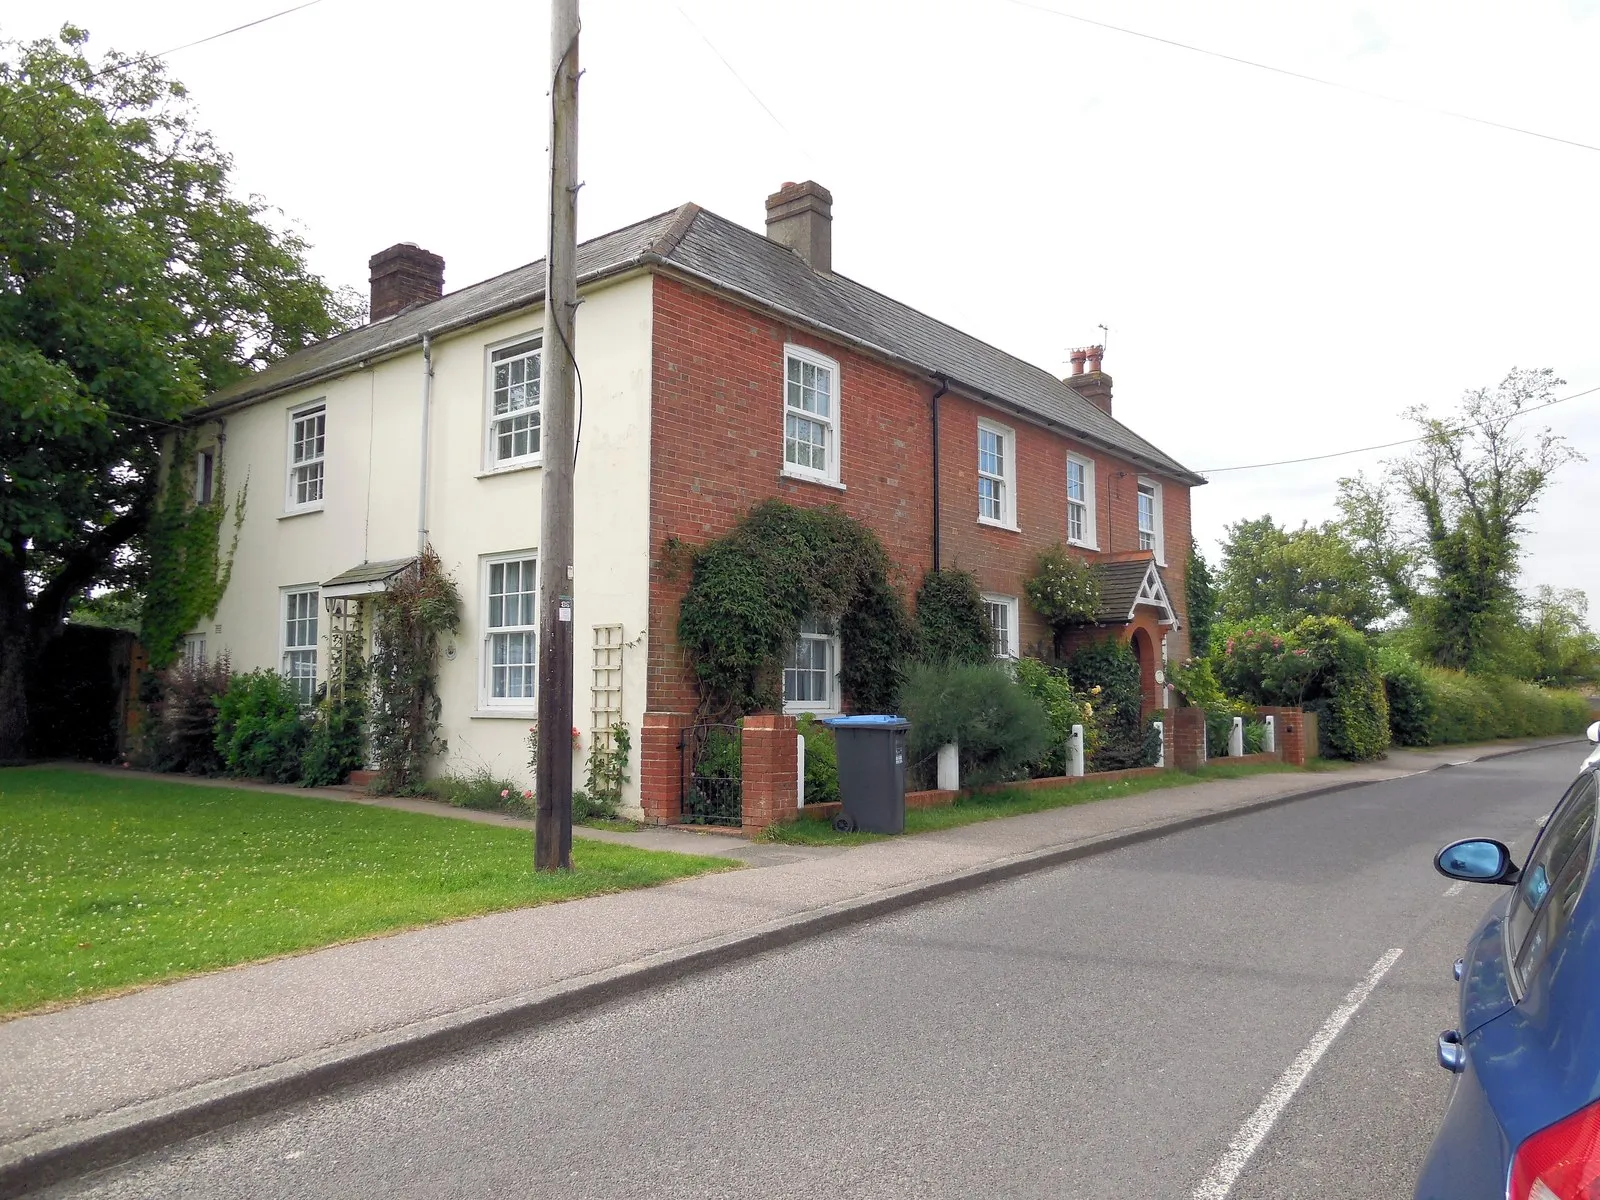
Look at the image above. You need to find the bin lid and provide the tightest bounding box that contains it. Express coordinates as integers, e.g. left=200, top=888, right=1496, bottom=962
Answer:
left=822, top=714, right=910, bottom=728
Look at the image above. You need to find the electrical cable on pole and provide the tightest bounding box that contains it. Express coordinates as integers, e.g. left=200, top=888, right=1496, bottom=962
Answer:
left=535, top=0, right=580, bottom=872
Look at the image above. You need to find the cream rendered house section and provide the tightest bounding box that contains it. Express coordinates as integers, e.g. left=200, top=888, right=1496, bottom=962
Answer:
left=191, top=272, right=656, bottom=813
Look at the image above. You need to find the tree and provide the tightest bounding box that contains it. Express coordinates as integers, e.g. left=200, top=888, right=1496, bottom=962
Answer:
left=1185, top=541, right=1217, bottom=657
left=0, top=27, right=362, bottom=758
left=1521, top=586, right=1600, bottom=688
left=1216, top=515, right=1391, bottom=631
left=1344, top=369, right=1582, bottom=672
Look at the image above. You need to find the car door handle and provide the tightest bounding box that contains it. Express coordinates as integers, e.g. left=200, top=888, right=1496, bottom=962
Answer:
left=1454, top=958, right=1465, bottom=981
left=1438, top=1030, right=1466, bottom=1073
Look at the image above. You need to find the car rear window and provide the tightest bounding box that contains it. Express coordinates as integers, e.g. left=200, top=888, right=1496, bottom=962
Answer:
left=1506, top=773, right=1597, bottom=994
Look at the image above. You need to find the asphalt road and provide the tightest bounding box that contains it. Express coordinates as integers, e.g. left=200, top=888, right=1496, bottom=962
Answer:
left=45, top=744, right=1581, bottom=1200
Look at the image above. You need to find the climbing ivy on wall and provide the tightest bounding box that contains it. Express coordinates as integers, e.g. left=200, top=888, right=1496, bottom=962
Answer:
left=676, top=501, right=916, bottom=720
left=914, top=569, right=993, bottom=665
left=140, top=434, right=246, bottom=671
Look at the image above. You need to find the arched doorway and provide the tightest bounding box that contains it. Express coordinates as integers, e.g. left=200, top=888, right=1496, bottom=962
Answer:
left=1129, top=626, right=1159, bottom=716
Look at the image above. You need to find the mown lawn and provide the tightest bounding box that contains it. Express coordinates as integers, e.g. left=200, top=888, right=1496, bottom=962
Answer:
left=762, top=761, right=1304, bottom=846
left=0, top=769, right=733, bottom=1016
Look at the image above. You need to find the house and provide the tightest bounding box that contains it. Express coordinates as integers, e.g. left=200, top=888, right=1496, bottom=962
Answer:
left=185, top=181, right=1205, bottom=818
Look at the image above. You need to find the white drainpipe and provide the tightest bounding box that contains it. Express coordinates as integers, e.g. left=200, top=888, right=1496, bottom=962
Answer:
left=417, top=332, right=434, bottom=553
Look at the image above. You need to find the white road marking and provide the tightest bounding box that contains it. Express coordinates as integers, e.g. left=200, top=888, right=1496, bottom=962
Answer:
left=1191, top=948, right=1404, bottom=1200
left=1444, top=881, right=1467, bottom=897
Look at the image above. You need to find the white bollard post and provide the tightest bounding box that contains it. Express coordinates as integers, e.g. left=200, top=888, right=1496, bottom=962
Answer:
left=1229, top=716, right=1244, bottom=758
left=1263, top=715, right=1276, bottom=755
left=796, top=733, right=806, bottom=807
left=1153, top=720, right=1165, bottom=768
left=937, top=742, right=960, bottom=791
left=1068, top=725, right=1085, bottom=777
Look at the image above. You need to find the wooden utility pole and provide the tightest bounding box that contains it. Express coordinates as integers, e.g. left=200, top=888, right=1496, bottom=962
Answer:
left=535, top=0, right=579, bottom=871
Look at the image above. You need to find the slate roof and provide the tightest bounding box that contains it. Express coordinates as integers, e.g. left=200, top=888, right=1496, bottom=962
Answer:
left=1093, top=555, right=1178, bottom=626
left=203, top=204, right=1203, bottom=484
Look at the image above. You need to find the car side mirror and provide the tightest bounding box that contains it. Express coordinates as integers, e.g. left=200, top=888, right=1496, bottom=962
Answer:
left=1435, top=838, right=1520, bottom=886
left=1588, top=720, right=1599, bottom=745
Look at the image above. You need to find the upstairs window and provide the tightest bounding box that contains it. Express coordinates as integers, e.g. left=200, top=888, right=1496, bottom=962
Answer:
left=196, top=449, right=216, bottom=505
left=977, top=419, right=1016, bottom=527
left=282, top=588, right=319, bottom=703
left=1137, top=478, right=1164, bottom=562
left=183, top=634, right=207, bottom=669
left=783, top=616, right=839, bottom=714
left=489, top=340, right=542, bottom=467
left=1067, top=456, right=1096, bottom=548
left=287, top=403, right=326, bottom=510
left=783, top=345, right=839, bottom=484
left=484, top=554, right=538, bottom=705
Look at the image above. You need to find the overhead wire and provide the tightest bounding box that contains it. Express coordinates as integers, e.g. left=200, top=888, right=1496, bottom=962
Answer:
left=999, top=0, right=1600, bottom=155
left=89, top=0, right=326, bottom=80
left=1197, top=384, right=1600, bottom=475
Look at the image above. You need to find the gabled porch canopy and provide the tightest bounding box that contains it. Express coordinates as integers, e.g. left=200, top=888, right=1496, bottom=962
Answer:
left=321, top=556, right=416, bottom=600
left=1092, top=554, right=1179, bottom=628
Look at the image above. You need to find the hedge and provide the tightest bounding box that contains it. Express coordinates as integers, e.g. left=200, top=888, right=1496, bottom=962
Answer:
left=1424, top=669, right=1589, bottom=744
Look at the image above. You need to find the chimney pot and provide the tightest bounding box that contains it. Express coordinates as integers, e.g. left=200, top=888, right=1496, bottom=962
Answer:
left=1086, top=344, right=1104, bottom=373
left=1069, top=348, right=1089, bottom=376
left=764, top=180, right=833, bottom=273
left=368, top=243, right=445, bottom=322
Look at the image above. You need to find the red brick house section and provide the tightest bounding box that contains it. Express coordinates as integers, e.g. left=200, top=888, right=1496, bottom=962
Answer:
left=646, top=273, right=935, bottom=716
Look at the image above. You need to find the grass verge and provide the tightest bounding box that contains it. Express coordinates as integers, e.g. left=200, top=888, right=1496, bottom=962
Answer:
left=0, top=768, right=732, bottom=1017
left=761, top=761, right=1303, bottom=846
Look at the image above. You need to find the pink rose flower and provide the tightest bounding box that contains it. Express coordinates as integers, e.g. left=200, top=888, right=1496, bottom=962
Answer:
left=500, top=789, right=510, bottom=798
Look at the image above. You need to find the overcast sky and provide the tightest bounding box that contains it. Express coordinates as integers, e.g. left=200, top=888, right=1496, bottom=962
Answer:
left=15, top=0, right=1600, bottom=609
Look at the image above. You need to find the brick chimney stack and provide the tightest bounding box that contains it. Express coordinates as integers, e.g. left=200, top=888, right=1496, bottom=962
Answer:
left=368, top=243, right=445, bottom=322
left=765, top=181, right=833, bottom=272
left=1067, top=344, right=1113, bottom=417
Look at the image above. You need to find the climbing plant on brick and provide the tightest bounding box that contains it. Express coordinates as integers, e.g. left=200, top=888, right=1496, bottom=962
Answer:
left=676, top=500, right=915, bottom=721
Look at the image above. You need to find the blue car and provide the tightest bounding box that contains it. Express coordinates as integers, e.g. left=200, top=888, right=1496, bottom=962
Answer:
left=1414, top=764, right=1599, bottom=1199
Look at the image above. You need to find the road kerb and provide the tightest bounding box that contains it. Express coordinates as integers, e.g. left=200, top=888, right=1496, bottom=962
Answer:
left=0, top=754, right=1560, bottom=1197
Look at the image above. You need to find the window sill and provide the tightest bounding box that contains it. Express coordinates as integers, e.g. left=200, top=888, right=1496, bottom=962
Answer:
left=476, top=460, right=543, bottom=479
left=1068, top=538, right=1101, bottom=552
left=471, top=708, right=537, bottom=720
left=279, top=504, right=325, bottom=521
left=783, top=704, right=841, bottom=718
left=779, top=469, right=845, bottom=492
left=978, top=516, right=1020, bottom=533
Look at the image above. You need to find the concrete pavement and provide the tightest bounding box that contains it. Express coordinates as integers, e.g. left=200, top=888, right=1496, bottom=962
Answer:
left=36, top=743, right=1580, bottom=1199
left=0, top=737, right=1581, bottom=1195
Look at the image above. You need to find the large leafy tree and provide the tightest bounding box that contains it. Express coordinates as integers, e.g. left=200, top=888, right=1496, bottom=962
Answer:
left=1216, top=515, right=1392, bottom=631
left=1338, top=369, right=1581, bottom=672
left=0, top=27, right=361, bottom=759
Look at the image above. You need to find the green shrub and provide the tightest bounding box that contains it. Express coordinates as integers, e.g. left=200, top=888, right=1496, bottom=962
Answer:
left=1025, top=545, right=1101, bottom=653
left=1065, top=637, right=1144, bottom=771
left=899, top=661, right=1052, bottom=785
left=1424, top=669, right=1589, bottom=743
left=914, top=569, right=993, bottom=665
left=1243, top=720, right=1267, bottom=754
left=1013, top=656, right=1100, bottom=776
left=214, top=671, right=310, bottom=782
left=299, top=639, right=369, bottom=787
left=1216, top=617, right=1388, bottom=761
left=140, top=655, right=231, bottom=775
left=428, top=769, right=530, bottom=815
left=695, top=725, right=743, bottom=779
left=576, top=723, right=631, bottom=822
left=1286, top=617, right=1389, bottom=761
left=796, top=714, right=840, bottom=806
left=1141, top=719, right=1165, bottom=766
left=1376, top=646, right=1436, bottom=747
